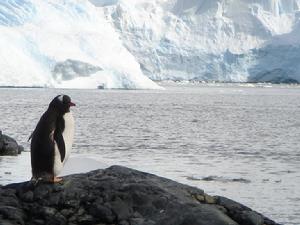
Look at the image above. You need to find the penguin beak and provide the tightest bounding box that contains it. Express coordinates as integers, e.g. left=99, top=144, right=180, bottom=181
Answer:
left=69, top=102, right=76, bottom=107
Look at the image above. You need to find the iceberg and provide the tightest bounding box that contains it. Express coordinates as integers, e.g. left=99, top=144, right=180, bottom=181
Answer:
left=0, top=0, right=160, bottom=89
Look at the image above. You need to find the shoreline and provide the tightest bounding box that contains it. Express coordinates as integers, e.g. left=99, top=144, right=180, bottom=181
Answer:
left=0, top=81, right=299, bottom=91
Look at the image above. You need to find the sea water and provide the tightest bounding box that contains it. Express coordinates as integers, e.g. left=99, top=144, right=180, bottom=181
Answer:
left=0, top=83, right=299, bottom=225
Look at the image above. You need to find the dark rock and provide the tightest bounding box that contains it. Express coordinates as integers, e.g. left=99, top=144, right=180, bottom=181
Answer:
left=0, top=166, right=281, bottom=225
left=33, top=184, right=53, bottom=200
left=0, top=131, right=23, bottom=156
left=52, top=59, right=102, bottom=81
left=32, top=219, right=45, bottom=225
left=64, top=199, right=80, bottom=208
left=217, top=197, right=268, bottom=225
left=89, top=204, right=116, bottom=223
left=47, top=193, right=61, bottom=206
left=0, top=195, right=19, bottom=207
left=119, top=220, right=130, bottom=225
left=34, top=207, right=66, bottom=225
left=239, top=211, right=264, bottom=225
left=77, top=214, right=94, bottom=225
left=130, top=217, right=156, bottom=225
left=0, top=206, right=25, bottom=225
left=0, top=219, right=16, bottom=225
left=18, top=145, right=24, bottom=154
left=110, top=198, right=132, bottom=221
left=60, top=209, right=73, bottom=218
left=0, top=130, right=3, bottom=150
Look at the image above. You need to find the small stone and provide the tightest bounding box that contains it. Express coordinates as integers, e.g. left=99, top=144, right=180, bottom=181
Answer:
left=194, top=194, right=205, bottom=202
left=205, top=194, right=216, bottom=204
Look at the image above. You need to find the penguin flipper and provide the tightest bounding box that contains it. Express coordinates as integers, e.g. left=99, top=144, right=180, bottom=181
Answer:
left=28, top=132, right=34, bottom=142
left=54, top=131, right=66, bottom=162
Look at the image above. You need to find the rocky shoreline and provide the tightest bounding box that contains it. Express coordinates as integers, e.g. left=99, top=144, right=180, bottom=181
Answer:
left=0, top=166, right=280, bottom=225
left=0, top=130, right=23, bottom=156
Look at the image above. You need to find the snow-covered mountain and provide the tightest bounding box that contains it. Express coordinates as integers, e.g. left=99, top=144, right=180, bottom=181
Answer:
left=1, top=0, right=300, bottom=88
left=0, top=0, right=160, bottom=89
left=95, top=0, right=300, bottom=83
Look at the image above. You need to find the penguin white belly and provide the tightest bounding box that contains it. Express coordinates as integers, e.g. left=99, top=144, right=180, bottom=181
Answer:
left=53, top=112, right=75, bottom=176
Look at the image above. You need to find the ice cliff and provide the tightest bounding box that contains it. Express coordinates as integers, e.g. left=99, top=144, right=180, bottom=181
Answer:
left=0, top=0, right=160, bottom=89
left=97, top=0, right=300, bottom=83
left=1, top=0, right=300, bottom=88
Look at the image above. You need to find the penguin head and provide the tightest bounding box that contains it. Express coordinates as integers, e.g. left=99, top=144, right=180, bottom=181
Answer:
left=49, top=95, right=76, bottom=114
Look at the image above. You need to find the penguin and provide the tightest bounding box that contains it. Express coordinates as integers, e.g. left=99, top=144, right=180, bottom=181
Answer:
left=30, top=95, right=75, bottom=183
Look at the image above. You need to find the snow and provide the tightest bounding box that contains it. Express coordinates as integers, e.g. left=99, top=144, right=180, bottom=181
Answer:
left=97, top=0, right=300, bottom=83
left=0, top=0, right=160, bottom=89
left=1, top=0, right=300, bottom=86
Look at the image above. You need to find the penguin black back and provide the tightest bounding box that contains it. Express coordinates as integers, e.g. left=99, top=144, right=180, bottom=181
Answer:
left=30, top=95, right=75, bottom=181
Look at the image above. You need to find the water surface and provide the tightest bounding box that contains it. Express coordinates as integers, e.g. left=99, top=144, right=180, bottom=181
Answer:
left=0, top=84, right=299, bottom=225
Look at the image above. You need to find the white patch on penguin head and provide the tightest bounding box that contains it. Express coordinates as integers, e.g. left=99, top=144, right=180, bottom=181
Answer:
left=58, top=95, right=64, bottom=102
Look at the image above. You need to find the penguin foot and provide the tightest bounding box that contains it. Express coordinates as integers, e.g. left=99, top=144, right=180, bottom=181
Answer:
left=30, top=177, right=43, bottom=186
left=53, top=177, right=63, bottom=183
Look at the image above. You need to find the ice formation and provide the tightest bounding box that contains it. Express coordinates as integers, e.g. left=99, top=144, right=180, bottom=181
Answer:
left=0, top=0, right=160, bottom=89
left=1, top=0, right=300, bottom=87
left=98, top=0, right=300, bottom=83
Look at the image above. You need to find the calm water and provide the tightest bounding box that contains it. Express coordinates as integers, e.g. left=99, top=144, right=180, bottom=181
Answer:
left=0, top=84, right=300, bottom=225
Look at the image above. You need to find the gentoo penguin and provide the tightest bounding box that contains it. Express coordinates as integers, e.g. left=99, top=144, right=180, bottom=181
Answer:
left=30, top=95, right=75, bottom=183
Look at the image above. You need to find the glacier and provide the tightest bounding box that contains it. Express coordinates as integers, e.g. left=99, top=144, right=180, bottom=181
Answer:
left=1, top=0, right=300, bottom=87
left=0, top=0, right=160, bottom=89
left=95, top=0, right=300, bottom=83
